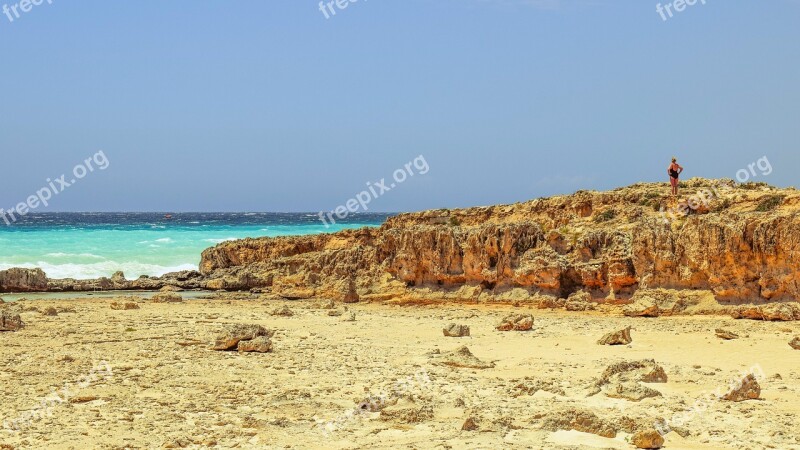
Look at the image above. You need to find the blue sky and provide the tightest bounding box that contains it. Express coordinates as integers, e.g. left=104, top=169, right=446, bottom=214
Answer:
left=0, top=0, right=798, bottom=212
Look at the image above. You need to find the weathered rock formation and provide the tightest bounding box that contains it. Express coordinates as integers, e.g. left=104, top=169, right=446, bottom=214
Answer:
left=196, top=179, right=800, bottom=313
left=4, top=179, right=800, bottom=318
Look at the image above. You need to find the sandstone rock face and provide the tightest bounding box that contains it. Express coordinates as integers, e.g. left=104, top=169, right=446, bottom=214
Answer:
left=213, top=324, right=274, bottom=351
left=443, top=323, right=470, bottom=337
left=0, top=268, right=48, bottom=292
left=632, top=430, right=665, bottom=449
left=731, top=303, right=800, bottom=321
left=722, top=374, right=761, bottom=401
left=0, top=310, right=24, bottom=331
left=597, top=327, right=633, bottom=345
left=496, top=314, right=534, bottom=331
left=197, top=179, right=800, bottom=311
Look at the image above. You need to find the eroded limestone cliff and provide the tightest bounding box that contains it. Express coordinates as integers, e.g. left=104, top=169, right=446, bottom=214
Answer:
left=198, top=178, right=800, bottom=310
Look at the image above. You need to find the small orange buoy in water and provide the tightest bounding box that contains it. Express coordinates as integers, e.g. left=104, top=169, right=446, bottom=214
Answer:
left=164, top=214, right=173, bottom=220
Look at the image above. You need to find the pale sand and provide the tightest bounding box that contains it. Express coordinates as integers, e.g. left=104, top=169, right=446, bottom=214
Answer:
left=1, top=296, right=798, bottom=449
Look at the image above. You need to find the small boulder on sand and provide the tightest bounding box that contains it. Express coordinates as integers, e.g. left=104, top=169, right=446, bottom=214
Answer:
left=592, top=359, right=667, bottom=400
left=213, top=324, right=274, bottom=351
left=41, top=306, right=59, bottom=316
left=715, top=328, right=739, bottom=340
left=632, top=429, right=665, bottom=449
left=438, top=346, right=494, bottom=369
left=623, top=297, right=660, bottom=317
left=496, top=314, right=533, bottom=331
left=443, top=323, right=470, bottom=337
left=0, top=310, right=24, bottom=332
left=597, top=326, right=632, bottom=345
left=237, top=336, right=273, bottom=353
left=722, top=374, right=761, bottom=402
left=271, top=305, right=294, bottom=317
left=151, top=292, right=183, bottom=303
left=110, top=302, right=140, bottom=310
left=789, top=337, right=800, bottom=350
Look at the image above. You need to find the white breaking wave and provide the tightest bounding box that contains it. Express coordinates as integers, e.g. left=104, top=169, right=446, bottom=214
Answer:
left=44, top=252, right=106, bottom=260
left=202, top=237, right=238, bottom=244
left=0, top=262, right=198, bottom=280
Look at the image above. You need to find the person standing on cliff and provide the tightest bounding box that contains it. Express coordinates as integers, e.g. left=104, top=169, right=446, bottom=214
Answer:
left=668, top=157, right=683, bottom=196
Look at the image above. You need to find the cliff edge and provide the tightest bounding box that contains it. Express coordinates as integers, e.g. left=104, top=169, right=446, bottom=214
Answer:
left=198, top=178, right=800, bottom=315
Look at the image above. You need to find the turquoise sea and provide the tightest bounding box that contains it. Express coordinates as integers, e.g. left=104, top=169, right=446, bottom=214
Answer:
left=0, top=213, right=391, bottom=280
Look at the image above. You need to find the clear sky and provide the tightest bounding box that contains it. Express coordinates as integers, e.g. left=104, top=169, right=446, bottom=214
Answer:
left=0, top=0, right=798, bottom=212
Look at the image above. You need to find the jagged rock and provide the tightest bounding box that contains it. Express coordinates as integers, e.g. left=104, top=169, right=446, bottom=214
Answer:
left=790, top=337, right=800, bottom=350
left=237, top=336, right=273, bottom=353
left=341, top=278, right=360, bottom=303
left=0, top=310, right=24, bottom=331
left=596, top=359, right=668, bottom=386
left=111, top=271, right=126, bottom=283
left=151, top=292, right=183, bottom=303
left=565, top=290, right=596, bottom=311
left=213, top=324, right=274, bottom=351
left=541, top=408, right=617, bottom=438
left=597, top=326, right=633, bottom=345
left=715, top=328, right=739, bottom=340
left=271, top=305, right=293, bottom=317
left=41, top=306, right=58, bottom=316
left=443, top=323, right=470, bottom=337
left=111, top=302, right=139, bottom=310
left=0, top=268, right=48, bottom=292
left=461, top=417, right=479, bottom=431
left=722, top=374, right=761, bottom=401
left=438, top=346, right=494, bottom=369
left=496, top=314, right=534, bottom=331
left=731, top=303, right=800, bottom=321
left=592, top=359, right=667, bottom=400
left=327, top=309, right=343, bottom=317
left=624, top=297, right=660, bottom=317
left=604, top=381, right=662, bottom=401
left=632, top=429, right=665, bottom=449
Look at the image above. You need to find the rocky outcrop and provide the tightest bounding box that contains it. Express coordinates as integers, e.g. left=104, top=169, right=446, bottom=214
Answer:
left=196, top=179, right=800, bottom=314
left=443, top=323, right=470, bottom=337
left=722, top=374, right=761, bottom=401
left=0, top=268, right=48, bottom=292
left=437, top=346, right=494, bottom=369
left=496, top=314, right=534, bottom=331
left=598, top=327, right=633, bottom=345
left=212, top=324, right=273, bottom=351
left=0, top=310, right=24, bottom=331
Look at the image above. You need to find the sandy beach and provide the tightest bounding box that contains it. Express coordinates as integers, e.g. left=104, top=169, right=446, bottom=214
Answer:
left=2, top=294, right=798, bottom=449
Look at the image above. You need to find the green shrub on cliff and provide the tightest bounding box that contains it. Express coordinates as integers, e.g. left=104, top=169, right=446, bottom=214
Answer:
left=755, top=195, right=784, bottom=212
